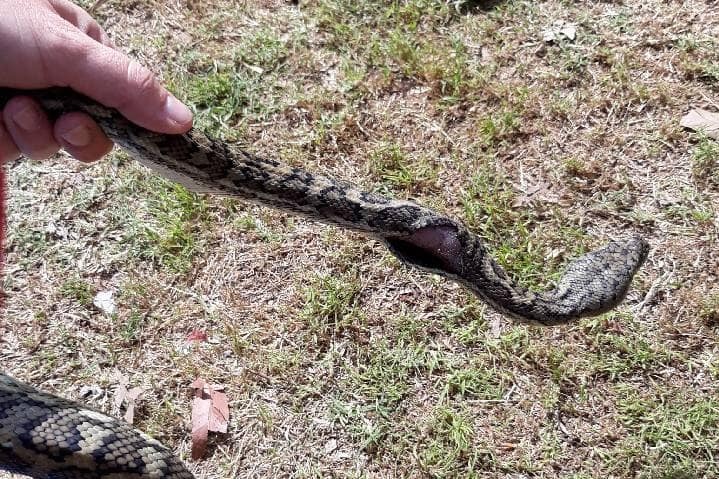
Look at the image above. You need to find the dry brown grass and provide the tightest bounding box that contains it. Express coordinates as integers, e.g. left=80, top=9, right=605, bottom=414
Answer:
left=2, top=1, right=719, bottom=478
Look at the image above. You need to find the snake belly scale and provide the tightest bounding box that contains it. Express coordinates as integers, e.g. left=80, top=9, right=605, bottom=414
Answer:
left=0, top=87, right=649, bottom=478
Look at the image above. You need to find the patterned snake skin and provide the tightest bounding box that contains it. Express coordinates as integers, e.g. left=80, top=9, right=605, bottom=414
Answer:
left=0, top=87, right=649, bottom=478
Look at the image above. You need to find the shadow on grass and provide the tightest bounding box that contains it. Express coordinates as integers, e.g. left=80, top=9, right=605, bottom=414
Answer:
left=458, top=0, right=507, bottom=14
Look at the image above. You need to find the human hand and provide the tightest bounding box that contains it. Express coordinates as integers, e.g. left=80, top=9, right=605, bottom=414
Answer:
left=0, top=0, right=193, bottom=163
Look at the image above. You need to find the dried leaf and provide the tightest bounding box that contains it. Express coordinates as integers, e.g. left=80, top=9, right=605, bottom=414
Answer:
left=208, top=388, right=229, bottom=433
left=242, top=62, right=264, bottom=75
left=190, top=378, right=230, bottom=460
left=542, top=21, right=577, bottom=43
left=112, top=371, right=129, bottom=400
left=680, top=109, right=719, bottom=139
left=186, top=330, right=208, bottom=342
left=324, top=439, right=338, bottom=454
left=191, top=390, right=210, bottom=460
left=112, top=372, right=144, bottom=424
left=123, top=387, right=144, bottom=424
left=93, top=290, right=117, bottom=315
left=511, top=180, right=560, bottom=208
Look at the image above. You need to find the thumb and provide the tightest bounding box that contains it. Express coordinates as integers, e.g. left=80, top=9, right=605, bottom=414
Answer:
left=52, top=36, right=193, bottom=134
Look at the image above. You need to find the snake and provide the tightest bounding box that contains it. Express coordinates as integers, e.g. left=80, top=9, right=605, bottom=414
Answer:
left=0, top=87, right=649, bottom=478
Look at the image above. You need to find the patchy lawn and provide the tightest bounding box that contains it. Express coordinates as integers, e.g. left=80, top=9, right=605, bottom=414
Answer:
left=2, top=0, right=718, bottom=478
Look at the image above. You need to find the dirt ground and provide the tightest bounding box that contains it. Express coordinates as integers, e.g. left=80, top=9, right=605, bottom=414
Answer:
left=2, top=1, right=719, bottom=478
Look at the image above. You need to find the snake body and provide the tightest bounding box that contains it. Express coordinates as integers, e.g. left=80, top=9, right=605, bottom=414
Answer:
left=0, top=374, right=193, bottom=478
left=0, top=87, right=649, bottom=478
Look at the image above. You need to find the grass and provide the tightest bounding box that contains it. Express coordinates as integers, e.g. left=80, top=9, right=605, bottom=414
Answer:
left=692, top=134, right=719, bottom=185
left=419, top=406, right=485, bottom=477
left=137, top=181, right=209, bottom=273
left=2, top=1, right=719, bottom=478
left=461, top=161, right=590, bottom=290
left=59, top=277, right=95, bottom=307
left=609, top=388, right=719, bottom=477
left=300, top=272, right=363, bottom=348
left=699, top=293, right=719, bottom=326
left=368, top=141, right=439, bottom=193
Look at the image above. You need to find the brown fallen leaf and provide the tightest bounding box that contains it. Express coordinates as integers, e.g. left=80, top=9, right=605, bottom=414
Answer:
left=122, top=387, right=144, bottom=424
left=511, top=179, right=561, bottom=209
left=186, top=329, right=208, bottom=342
left=112, top=371, right=144, bottom=424
left=190, top=378, right=230, bottom=460
left=680, top=109, right=719, bottom=139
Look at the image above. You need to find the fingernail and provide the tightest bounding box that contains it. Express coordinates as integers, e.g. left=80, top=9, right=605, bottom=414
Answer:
left=61, top=125, right=92, bottom=147
left=164, top=94, right=193, bottom=126
left=12, top=104, right=43, bottom=132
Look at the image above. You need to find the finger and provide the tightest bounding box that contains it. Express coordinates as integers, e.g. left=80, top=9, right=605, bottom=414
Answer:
left=48, top=0, right=112, bottom=46
left=2, top=97, right=60, bottom=161
left=54, top=112, right=114, bottom=163
left=49, top=36, right=193, bottom=134
left=0, top=117, right=21, bottom=163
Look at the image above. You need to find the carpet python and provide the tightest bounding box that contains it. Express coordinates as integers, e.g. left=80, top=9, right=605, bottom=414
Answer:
left=0, top=87, right=649, bottom=478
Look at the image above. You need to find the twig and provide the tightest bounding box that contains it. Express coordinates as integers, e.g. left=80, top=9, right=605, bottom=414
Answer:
left=636, top=263, right=674, bottom=312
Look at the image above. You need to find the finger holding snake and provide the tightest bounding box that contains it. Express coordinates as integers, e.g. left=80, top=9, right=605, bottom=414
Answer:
left=0, top=0, right=194, bottom=164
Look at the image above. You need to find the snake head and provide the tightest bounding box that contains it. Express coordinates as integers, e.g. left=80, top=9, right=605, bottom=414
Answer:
left=545, top=235, right=650, bottom=322
left=384, top=225, right=649, bottom=326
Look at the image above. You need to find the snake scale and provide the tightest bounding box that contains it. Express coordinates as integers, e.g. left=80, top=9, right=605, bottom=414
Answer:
left=0, top=87, right=649, bottom=478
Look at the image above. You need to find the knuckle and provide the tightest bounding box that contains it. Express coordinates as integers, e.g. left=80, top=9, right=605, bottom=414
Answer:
left=56, top=111, right=91, bottom=131
left=111, top=61, right=164, bottom=114
left=47, top=25, right=92, bottom=61
left=3, top=96, right=34, bottom=116
left=87, top=20, right=105, bottom=39
left=85, top=23, right=102, bottom=41
left=127, top=61, right=161, bottom=100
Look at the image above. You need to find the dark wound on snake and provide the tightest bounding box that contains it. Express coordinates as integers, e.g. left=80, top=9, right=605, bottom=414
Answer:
left=0, top=87, right=649, bottom=478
